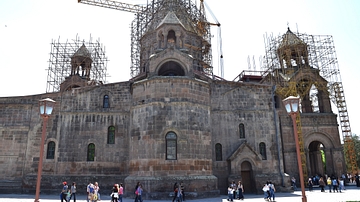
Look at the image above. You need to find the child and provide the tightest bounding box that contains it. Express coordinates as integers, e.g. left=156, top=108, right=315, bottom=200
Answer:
left=66, top=189, right=71, bottom=202
left=227, top=186, right=234, bottom=201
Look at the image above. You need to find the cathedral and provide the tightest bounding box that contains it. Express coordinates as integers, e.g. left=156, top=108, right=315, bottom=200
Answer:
left=0, top=0, right=346, bottom=199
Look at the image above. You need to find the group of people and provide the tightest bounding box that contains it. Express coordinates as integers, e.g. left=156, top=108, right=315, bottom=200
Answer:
left=86, top=182, right=101, bottom=202
left=292, top=175, right=347, bottom=193
left=133, top=182, right=144, bottom=202
left=172, top=181, right=185, bottom=202
left=227, top=181, right=244, bottom=201
left=110, top=183, right=124, bottom=202
left=60, top=181, right=76, bottom=202
left=262, top=181, right=276, bottom=201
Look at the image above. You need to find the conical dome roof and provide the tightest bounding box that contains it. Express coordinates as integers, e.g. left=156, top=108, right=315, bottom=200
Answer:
left=279, top=28, right=306, bottom=48
left=72, top=44, right=92, bottom=59
left=144, top=0, right=197, bottom=34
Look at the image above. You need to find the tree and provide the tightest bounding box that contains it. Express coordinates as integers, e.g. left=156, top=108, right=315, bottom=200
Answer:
left=352, top=134, right=360, bottom=169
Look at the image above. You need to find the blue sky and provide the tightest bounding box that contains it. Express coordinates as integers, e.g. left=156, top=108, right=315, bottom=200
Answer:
left=1, top=0, right=360, bottom=136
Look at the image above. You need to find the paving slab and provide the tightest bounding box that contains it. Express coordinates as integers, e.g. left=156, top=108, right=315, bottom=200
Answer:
left=1, top=186, right=359, bottom=202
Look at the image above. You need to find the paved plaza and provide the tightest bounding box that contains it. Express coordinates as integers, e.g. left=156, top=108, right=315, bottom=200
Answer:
left=1, top=186, right=359, bottom=202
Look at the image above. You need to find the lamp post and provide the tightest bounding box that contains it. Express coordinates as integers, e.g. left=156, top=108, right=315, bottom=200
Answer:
left=282, top=96, right=307, bottom=202
left=35, top=98, right=56, bottom=202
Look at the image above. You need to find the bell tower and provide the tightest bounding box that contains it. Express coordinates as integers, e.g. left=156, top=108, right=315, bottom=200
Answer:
left=277, top=28, right=309, bottom=70
left=126, top=1, right=218, bottom=198
left=60, top=44, right=93, bottom=91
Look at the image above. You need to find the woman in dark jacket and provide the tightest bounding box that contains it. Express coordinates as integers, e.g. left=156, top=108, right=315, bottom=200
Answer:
left=319, top=177, right=326, bottom=192
left=111, top=185, right=119, bottom=202
left=172, top=182, right=178, bottom=202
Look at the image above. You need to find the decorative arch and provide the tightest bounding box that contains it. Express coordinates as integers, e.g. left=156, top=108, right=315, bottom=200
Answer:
left=167, top=30, right=176, bottom=45
left=158, top=61, right=185, bottom=76
left=64, top=85, right=81, bottom=91
left=303, top=131, right=339, bottom=177
left=303, top=131, right=336, bottom=148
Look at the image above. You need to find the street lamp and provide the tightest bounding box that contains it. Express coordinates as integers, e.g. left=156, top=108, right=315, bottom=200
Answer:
left=282, top=96, right=307, bottom=202
left=35, top=98, right=56, bottom=202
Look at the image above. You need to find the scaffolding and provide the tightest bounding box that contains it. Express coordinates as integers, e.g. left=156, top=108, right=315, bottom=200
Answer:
left=129, top=0, right=213, bottom=77
left=260, top=30, right=357, bottom=176
left=78, top=0, right=214, bottom=78
left=261, top=33, right=341, bottom=89
left=46, top=35, right=108, bottom=93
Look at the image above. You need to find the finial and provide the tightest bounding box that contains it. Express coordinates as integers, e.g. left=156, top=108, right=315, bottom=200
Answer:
left=287, top=22, right=290, bottom=31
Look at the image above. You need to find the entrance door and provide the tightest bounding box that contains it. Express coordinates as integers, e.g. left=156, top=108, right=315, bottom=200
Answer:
left=241, top=161, right=255, bottom=193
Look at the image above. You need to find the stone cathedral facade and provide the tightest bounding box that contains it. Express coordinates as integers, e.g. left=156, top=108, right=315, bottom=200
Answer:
left=0, top=1, right=346, bottom=199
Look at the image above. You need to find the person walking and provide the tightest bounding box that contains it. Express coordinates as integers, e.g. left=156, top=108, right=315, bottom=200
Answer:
left=227, top=185, right=234, bottom=202
left=61, top=181, right=69, bottom=202
left=269, top=181, right=276, bottom=201
left=110, top=184, right=119, bottom=202
left=308, top=178, right=314, bottom=191
left=172, top=182, right=179, bottom=202
left=332, top=178, right=339, bottom=192
left=136, top=183, right=143, bottom=202
left=86, top=182, right=92, bottom=202
left=237, top=181, right=244, bottom=200
left=230, top=181, right=237, bottom=200
left=319, top=177, right=326, bottom=192
left=291, top=177, right=297, bottom=191
left=134, top=182, right=140, bottom=202
left=174, top=183, right=182, bottom=202
left=339, top=177, right=344, bottom=192
left=180, top=181, right=185, bottom=201
left=68, top=182, right=76, bottom=202
left=94, top=182, right=101, bottom=201
left=327, top=177, right=332, bottom=193
left=118, top=183, right=124, bottom=202
left=262, top=183, right=270, bottom=201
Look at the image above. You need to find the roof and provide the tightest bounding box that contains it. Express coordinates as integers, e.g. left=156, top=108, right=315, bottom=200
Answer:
left=72, top=44, right=91, bottom=58
left=279, top=28, right=306, bottom=48
left=157, top=11, right=186, bottom=29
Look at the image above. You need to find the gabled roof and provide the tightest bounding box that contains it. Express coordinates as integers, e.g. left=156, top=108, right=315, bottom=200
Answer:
left=227, top=141, right=262, bottom=162
left=157, top=11, right=186, bottom=29
left=72, top=44, right=91, bottom=59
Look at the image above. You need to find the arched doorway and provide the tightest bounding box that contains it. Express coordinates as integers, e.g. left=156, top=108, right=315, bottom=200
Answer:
left=308, top=141, right=326, bottom=178
left=241, top=161, right=255, bottom=193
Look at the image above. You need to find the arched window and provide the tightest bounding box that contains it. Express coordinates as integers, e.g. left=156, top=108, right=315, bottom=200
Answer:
left=108, top=126, right=115, bottom=144
left=215, top=143, right=222, bottom=161
left=166, top=132, right=177, bottom=160
left=103, top=95, right=110, bottom=108
left=46, top=141, right=55, bottom=159
left=167, top=30, right=176, bottom=44
left=239, top=123, right=245, bottom=138
left=259, top=142, right=267, bottom=160
left=87, top=143, right=95, bottom=161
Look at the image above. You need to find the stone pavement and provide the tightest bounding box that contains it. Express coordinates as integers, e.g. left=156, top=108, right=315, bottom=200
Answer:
left=1, top=186, right=359, bottom=202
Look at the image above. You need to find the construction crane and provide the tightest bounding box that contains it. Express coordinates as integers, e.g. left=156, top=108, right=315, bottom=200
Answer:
left=78, top=0, right=144, bottom=13
left=78, top=0, right=224, bottom=78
